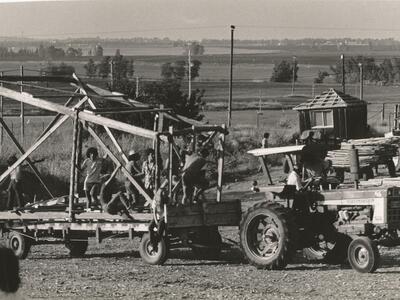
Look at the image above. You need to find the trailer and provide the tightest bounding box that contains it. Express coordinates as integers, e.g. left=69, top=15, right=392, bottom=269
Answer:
left=0, top=74, right=242, bottom=264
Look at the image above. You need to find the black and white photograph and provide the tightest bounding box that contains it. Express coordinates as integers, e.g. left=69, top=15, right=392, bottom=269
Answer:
left=0, top=0, right=400, bottom=299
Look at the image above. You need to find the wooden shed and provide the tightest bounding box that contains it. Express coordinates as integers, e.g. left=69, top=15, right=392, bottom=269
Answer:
left=293, top=88, right=368, bottom=139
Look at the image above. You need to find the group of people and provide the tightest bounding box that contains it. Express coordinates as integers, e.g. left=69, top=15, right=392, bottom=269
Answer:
left=80, top=139, right=209, bottom=211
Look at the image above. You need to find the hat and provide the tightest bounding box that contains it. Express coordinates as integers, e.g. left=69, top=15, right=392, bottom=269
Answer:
left=128, top=150, right=136, bottom=156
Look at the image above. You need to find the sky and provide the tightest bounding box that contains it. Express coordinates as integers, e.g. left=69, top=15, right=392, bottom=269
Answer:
left=0, top=0, right=400, bottom=40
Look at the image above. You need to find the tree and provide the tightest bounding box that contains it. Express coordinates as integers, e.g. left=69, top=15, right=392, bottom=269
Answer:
left=97, top=56, right=111, bottom=78
left=45, top=62, right=75, bottom=76
left=161, top=60, right=201, bottom=81
left=270, top=60, right=298, bottom=82
left=314, top=70, right=329, bottom=83
left=94, top=44, right=103, bottom=57
left=84, top=59, right=97, bottom=78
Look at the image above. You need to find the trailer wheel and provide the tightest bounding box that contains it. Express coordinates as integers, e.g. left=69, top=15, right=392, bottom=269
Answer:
left=240, top=202, right=296, bottom=270
left=8, top=232, right=31, bottom=259
left=348, top=237, right=380, bottom=273
left=139, top=233, right=168, bottom=265
left=66, top=239, right=88, bottom=258
left=191, top=227, right=222, bottom=260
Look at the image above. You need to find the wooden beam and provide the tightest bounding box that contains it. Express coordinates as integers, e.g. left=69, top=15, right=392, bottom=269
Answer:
left=69, top=113, right=79, bottom=220
left=0, top=86, right=157, bottom=139
left=0, top=114, right=69, bottom=184
left=86, top=98, right=129, bottom=164
left=0, top=118, right=54, bottom=199
left=86, top=126, right=152, bottom=205
left=216, top=125, right=226, bottom=202
left=259, top=156, right=273, bottom=185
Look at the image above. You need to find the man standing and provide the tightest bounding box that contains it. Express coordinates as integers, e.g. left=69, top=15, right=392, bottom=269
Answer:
left=6, top=155, right=23, bottom=210
left=125, top=149, right=141, bottom=206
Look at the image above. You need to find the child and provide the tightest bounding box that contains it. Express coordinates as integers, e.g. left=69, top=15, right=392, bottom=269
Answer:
left=81, top=147, right=104, bottom=210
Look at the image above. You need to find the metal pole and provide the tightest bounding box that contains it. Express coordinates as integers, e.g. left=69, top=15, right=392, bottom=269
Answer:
left=291, top=56, right=296, bottom=95
left=227, top=25, right=235, bottom=127
left=341, top=54, right=345, bottom=94
left=358, top=63, right=363, bottom=100
left=20, top=65, right=24, bottom=145
left=188, top=46, right=191, bottom=100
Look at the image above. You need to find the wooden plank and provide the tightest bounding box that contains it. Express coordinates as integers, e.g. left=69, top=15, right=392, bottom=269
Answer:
left=0, top=86, right=157, bottom=139
left=248, top=145, right=304, bottom=157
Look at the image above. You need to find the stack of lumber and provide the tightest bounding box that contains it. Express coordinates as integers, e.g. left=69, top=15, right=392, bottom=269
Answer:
left=327, top=137, right=399, bottom=168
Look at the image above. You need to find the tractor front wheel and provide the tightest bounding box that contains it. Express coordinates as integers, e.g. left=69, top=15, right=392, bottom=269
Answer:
left=348, top=237, right=380, bottom=273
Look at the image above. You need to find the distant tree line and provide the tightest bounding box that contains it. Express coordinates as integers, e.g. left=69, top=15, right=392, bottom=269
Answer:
left=331, top=56, right=400, bottom=84
left=84, top=51, right=204, bottom=125
left=0, top=44, right=85, bottom=60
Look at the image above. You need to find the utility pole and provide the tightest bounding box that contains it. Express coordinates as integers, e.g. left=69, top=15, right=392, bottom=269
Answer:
left=135, top=76, right=139, bottom=98
left=358, top=62, right=363, bottom=100
left=188, top=45, right=192, bottom=100
left=341, top=54, right=345, bottom=94
left=291, top=56, right=296, bottom=95
left=228, top=25, right=235, bottom=127
left=109, top=59, right=114, bottom=90
left=20, top=65, right=24, bottom=146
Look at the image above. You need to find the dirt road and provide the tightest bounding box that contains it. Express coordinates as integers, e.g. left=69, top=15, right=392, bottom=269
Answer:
left=16, top=225, right=400, bottom=300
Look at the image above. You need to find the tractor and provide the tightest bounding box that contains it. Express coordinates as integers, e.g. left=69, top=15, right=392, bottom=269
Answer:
left=242, top=146, right=400, bottom=273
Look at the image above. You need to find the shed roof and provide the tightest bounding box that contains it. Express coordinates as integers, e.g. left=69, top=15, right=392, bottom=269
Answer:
left=293, top=88, right=367, bottom=111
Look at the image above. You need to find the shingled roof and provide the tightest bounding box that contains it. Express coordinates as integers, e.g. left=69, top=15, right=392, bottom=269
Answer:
left=293, top=88, right=367, bottom=111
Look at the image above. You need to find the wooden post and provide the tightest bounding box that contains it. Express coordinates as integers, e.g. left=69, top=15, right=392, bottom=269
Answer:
left=381, top=103, right=385, bottom=124
left=20, top=65, right=25, bottom=146
left=191, top=125, right=197, bottom=153
left=259, top=156, right=273, bottom=185
left=341, top=54, right=345, bottom=94
left=0, top=71, right=3, bottom=151
left=154, top=134, right=160, bottom=192
left=74, top=121, right=83, bottom=198
left=69, top=112, right=80, bottom=220
left=394, top=105, right=399, bottom=131
left=167, top=126, right=174, bottom=224
left=157, top=104, right=164, bottom=133
left=217, top=124, right=226, bottom=202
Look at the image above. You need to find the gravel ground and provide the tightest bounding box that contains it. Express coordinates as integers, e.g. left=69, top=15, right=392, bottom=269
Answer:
left=15, top=225, right=400, bottom=300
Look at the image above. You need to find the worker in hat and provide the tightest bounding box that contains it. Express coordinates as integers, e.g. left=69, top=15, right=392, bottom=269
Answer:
left=125, top=149, right=141, bottom=206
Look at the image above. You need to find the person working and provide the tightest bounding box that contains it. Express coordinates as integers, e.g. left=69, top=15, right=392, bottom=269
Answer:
left=125, top=149, right=141, bottom=206
left=142, top=148, right=156, bottom=198
left=6, top=155, right=23, bottom=210
left=181, top=148, right=209, bottom=205
left=287, top=164, right=302, bottom=191
left=80, top=147, right=104, bottom=210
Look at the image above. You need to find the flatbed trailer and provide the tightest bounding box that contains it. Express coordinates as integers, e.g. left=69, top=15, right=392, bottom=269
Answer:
left=0, top=74, right=242, bottom=264
left=0, top=198, right=241, bottom=263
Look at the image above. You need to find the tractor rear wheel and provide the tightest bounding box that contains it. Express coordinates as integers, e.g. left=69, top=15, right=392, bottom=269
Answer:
left=348, top=237, right=380, bottom=273
left=240, top=202, right=296, bottom=270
